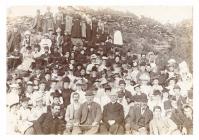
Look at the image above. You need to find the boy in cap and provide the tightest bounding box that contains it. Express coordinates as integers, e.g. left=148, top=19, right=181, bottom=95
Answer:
left=117, top=80, right=133, bottom=104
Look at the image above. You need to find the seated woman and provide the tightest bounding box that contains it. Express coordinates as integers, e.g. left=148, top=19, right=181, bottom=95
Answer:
left=17, top=46, right=35, bottom=72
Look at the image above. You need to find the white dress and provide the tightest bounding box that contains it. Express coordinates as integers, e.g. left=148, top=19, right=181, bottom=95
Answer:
left=17, top=51, right=35, bottom=71
left=113, top=30, right=123, bottom=46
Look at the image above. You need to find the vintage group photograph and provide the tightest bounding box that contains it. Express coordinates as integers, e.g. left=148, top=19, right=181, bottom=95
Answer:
left=6, top=5, right=193, bottom=135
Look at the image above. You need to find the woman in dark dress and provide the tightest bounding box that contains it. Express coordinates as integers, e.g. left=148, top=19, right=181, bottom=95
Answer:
left=71, top=15, right=81, bottom=38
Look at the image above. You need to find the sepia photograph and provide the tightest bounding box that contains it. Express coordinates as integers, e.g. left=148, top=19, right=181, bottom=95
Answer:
left=5, top=4, right=193, bottom=135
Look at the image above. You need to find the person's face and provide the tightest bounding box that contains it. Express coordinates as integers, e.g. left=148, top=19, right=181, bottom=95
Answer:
left=34, top=47, right=39, bottom=52
left=121, top=57, right=126, bottom=61
left=153, top=79, right=159, bottom=85
left=39, top=83, right=46, bottom=91
left=22, top=101, right=28, bottom=108
left=69, top=64, right=74, bottom=70
left=52, top=105, right=61, bottom=117
left=153, top=108, right=162, bottom=118
left=169, top=66, right=174, bottom=72
left=51, top=82, right=57, bottom=89
left=115, top=57, right=120, bottom=62
left=13, top=27, right=18, bottom=32
left=70, top=59, right=75, bottom=64
left=135, top=87, right=141, bottom=93
left=53, top=69, right=58, bottom=74
left=27, top=85, right=33, bottom=93
left=140, top=66, right=146, bottom=71
left=184, top=108, right=192, bottom=118
left=36, top=100, right=43, bottom=107
left=86, top=95, right=94, bottom=104
left=146, top=66, right=151, bottom=71
left=34, top=80, right=39, bottom=85
left=24, top=77, right=29, bottom=82
left=120, top=84, right=125, bottom=90
left=171, top=100, right=177, bottom=109
left=73, top=94, right=79, bottom=102
left=44, top=48, right=49, bottom=53
left=63, top=82, right=69, bottom=89
left=77, top=65, right=81, bottom=70
left=141, top=80, right=148, bottom=85
left=169, top=80, right=175, bottom=85
left=45, top=74, right=51, bottom=80
left=53, top=97, right=60, bottom=104
left=141, top=102, right=147, bottom=109
left=12, top=74, right=17, bottom=79
left=35, top=70, right=41, bottom=75
left=80, top=69, right=85, bottom=75
left=105, top=89, right=111, bottom=94
left=37, top=11, right=40, bottom=15
left=141, top=54, right=146, bottom=58
left=163, top=92, right=169, bottom=98
left=65, top=52, right=70, bottom=57
left=174, top=88, right=180, bottom=95
left=81, top=50, right=84, bottom=54
left=90, top=48, right=94, bottom=51
left=54, top=48, right=58, bottom=52
left=109, top=95, right=118, bottom=103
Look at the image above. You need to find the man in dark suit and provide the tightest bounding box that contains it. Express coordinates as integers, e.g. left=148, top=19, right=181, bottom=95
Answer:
left=72, top=90, right=102, bottom=134
left=100, top=92, right=125, bottom=134
left=117, top=80, right=133, bottom=104
left=125, top=96, right=153, bottom=134
left=25, top=104, right=65, bottom=134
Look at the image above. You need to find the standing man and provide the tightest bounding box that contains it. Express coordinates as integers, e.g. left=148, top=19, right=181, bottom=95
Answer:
left=73, top=90, right=102, bottom=134
left=100, top=92, right=125, bottom=134
left=7, top=26, right=21, bottom=54
left=32, top=9, right=43, bottom=32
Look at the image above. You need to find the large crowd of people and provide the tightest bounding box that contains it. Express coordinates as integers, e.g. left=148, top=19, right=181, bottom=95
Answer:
left=6, top=6, right=193, bottom=135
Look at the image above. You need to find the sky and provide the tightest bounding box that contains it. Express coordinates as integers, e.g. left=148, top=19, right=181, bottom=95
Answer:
left=7, top=6, right=192, bottom=24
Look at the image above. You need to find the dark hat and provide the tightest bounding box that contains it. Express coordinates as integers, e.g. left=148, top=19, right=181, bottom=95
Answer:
left=173, top=85, right=181, bottom=90
left=27, top=81, right=33, bottom=86
left=139, top=95, right=148, bottom=103
left=51, top=79, right=58, bottom=83
left=85, top=90, right=95, bottom=96
left=26, top=46, right=32, bottom=50
left=140, top=61, right=146, bottom=66
left=40, top=79, right=47, bottom=84
left=23, top=72, right=30, bottom=77
left=21, top=97, right=30, bottom=102
left=62, top=76, right=70, bottom=83
left=119, top=80, right=126, bottom=85
left=51, top=90, right=61, bottom=98
left=162, top=88, right=169, bottom=93
left=91, top=66, right=98, bottom=72
left=153, top=90, right=161, bottom=96
left=45, top=71, right=51, bottom=75
left=133, top=84, right=140, bottom=89
left=104, top=84, right=112, bottom=90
